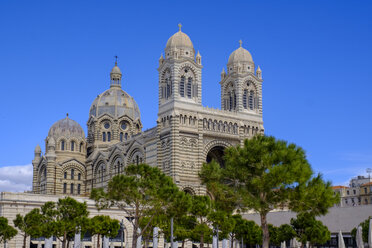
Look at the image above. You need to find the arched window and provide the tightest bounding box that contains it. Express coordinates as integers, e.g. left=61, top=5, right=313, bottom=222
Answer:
left=78, top=173, right=81, bottom=180
left=107, top=132, right=111, bottom=142
left=125, top=133, right=128, bottom=140
left=71, top=169, right=74, bottom=179
left=120, top=132, right=123, bottom=142
left=70, top=183, right=74, bottom=194
left=79, top=143, right=83, bottom=152
left=61, top=140, right=65, bottom=150
left=187, top=77, right=192, bottom=98
left=249, top=91, right=254, bottom=110
left=63, top=183, right=67, bottom=194
left=71, top=141, right=75, bottom=151
left=136, top=155, right=139, bottom=165
left=77, top=184, right=81, bottom=195
left=166, top=78, right=170, bottom=98
left=229, top=94, right=233, bottom=110
left=243, top=90, right=248, bottom=109
left=102, top=132, right=106, bottom=142
left=64, top=171, right=67, bottom=179
left=180, top=76, right=185, bottom=97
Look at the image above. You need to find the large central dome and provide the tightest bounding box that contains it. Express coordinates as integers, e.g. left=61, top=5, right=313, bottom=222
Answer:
left=89, top=88, right=140, bottom=120
left=89, top=63, right=141, bottom=121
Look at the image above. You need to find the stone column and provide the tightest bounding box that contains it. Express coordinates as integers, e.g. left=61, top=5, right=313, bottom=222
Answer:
left=153, top=227, right=159, bottom=248
left=103, top=236, right=109, bottom=248
left=45, top=237, right=53, bottom=248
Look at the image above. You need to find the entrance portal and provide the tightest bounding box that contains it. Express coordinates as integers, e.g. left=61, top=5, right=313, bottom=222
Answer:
left=206, top=146, right=225, bottom=167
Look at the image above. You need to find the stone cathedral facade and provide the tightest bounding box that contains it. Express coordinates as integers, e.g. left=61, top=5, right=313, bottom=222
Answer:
left=32, top=25, right=264, bottom=197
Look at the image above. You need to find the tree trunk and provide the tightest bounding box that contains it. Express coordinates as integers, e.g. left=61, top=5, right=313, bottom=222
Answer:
left=260, top=214, right=269, bottom=248
left=181, top=240, right=185, bottom=248
left=23, top=234, right=27, bottom=248
left=62, top=231, right=67, bottom=248
left=200, top=234, right=204, bottom=248
left=97, top=234, right=101, bottom=248
left=230, top=235, right=234, bottom=248
left=132, top=224, right=138, bottom=248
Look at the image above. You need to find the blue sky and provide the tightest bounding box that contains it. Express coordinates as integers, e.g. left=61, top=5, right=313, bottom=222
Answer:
left=0, top=0, right=371, bottom=191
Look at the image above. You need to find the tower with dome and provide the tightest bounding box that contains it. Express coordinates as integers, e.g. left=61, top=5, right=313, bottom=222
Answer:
left=32, top=25, right=264, bottom=196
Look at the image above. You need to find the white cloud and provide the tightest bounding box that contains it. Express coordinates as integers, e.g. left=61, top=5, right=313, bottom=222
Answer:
left=0, top=164, right=33, bottom=192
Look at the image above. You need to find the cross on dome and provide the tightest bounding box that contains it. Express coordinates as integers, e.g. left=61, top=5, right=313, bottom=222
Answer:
left=114, top=55, right=118, bottom=65
left=239, top=40, right=243, bottom=47
left=178, top=23, right=182, bottom=32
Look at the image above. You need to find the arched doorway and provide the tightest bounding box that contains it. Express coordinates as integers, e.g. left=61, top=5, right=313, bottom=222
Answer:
left=206, top=146, right=225, bottom=167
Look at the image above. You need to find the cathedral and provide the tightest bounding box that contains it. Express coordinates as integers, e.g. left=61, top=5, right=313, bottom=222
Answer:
left=32, top=24, right=264, bottom=197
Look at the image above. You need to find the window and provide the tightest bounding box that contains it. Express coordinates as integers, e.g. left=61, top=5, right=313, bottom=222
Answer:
left=229, top=95, right=233, bottom=110
left=71, top=169, right=74, bottom=180
left=347, top=190, right=350, bottom=195
left=77, top=184, right=81, bottom=195
left=102, top=132, right=106, bottom=142
left=71, top=141, right=75, bottom=151
left=365, top=188, right=367, bottom=194
left=79, top=143, right=83, bottom=152
left=70, top=183, right=74, bottom=194
left=125, top=133, right=128, bottom=140
left=120, top=132, right=123, bottom=142
left=63, top=183, right=67, bottom=194
left=64, top=172, right=67, bottom=179
left=61, top=140, right=65, bottom=150
left=243, top=90, right=248, bottom=109
left=78, top=173, right=81, bottom=180
left=353, top=189, right=356, bottom=195
left=187, top=78, right=192, bottom=98
left=249, top=91, right=254, bottom=110
left=180, top=76, right=185, bottom=97
left=166, top=79, right=171, bottom=98
left=107, top=132, right=111, bottom=142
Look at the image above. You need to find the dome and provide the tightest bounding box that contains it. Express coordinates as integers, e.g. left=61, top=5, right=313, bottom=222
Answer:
left=111, top=64, right=122, bottom=75
left=228, top=41, right=253, bottom=65
left=48, top=115, right=85, bottom=139
left=166, top=24, right=194, bottom=50
left=89, top=87, right=140, bottom=121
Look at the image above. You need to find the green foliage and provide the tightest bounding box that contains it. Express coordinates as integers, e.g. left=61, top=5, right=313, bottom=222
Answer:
left=90, top=163, right=187, bottom=248
left=200, top=135, right=338, bottom=248
left=40, top=197, right=89, bottom=248
left=277, top=224, right=296, bottom=243
left=351, top=216, right=371, bottom=243
left=290, top=212, right=331, bottom=246
left=14, top=209, right=44, bottom=248
left=231, top=215, right=261, bottom=246
left=0, top=216, right=17, bottom=243
left=290, top=174, right=340, bottom=215
left=88, top=215, right=120, bottom=248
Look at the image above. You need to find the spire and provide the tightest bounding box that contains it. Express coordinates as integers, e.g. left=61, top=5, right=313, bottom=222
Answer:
left=239, top=40, right=243, bottom=47
left=115, top=55, right=118, bottom=65
left=256, top=65, right=262, bottom=79
left=221, top=67, right=226, bottom=80
left=196, top=50, right=202, bottom=65
left=66, top=113, right=69, bottom=118
left=159, top=53, right=164, bottom=65
left=178, top=23, right=182, bottom=32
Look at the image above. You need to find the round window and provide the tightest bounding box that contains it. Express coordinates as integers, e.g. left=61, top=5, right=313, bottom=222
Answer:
left=120, top=121, right=128, bottom=130
left=104, top=122, right=110, bottom=129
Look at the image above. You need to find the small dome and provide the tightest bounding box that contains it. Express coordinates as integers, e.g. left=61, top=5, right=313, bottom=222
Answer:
left=48, top=115, right=85, bottom=139
left=111, top=64, right=122, bottom=75
left=89, top=88, right=141, bottom=121
left=166, top=24, right=194, bottom=50
left=228, top=41, right=253, bottom=65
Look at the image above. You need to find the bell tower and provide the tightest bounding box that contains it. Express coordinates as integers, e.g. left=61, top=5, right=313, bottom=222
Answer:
left=158, top=24, right=202, bottom=113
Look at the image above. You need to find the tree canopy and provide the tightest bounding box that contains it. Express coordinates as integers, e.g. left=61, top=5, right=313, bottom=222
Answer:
left=88, top=215, right=120, bottom=248
left=13, top=209, right=43, bottom=248
left=200, top=135, right=339, bottom=248
left=0, top=216, right=17, bottom=244
left=91, top=163, right=188, bottom=248
left=290, top=212, right=331, bottom=246
left=40, top=197, right=89, bottom=248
